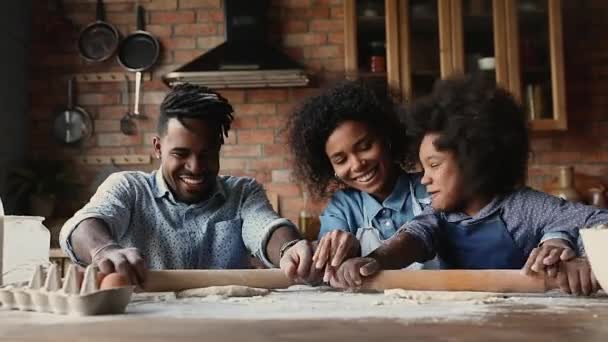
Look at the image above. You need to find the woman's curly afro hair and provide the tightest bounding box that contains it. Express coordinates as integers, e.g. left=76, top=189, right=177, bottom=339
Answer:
left=286, top=79, right=413, bottom=198
left=405, top=76, right=530, bottom=199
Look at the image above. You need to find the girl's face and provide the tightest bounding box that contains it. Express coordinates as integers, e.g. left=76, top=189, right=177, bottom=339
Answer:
left=419, top=133, right=467, bottom=213
left=325, top=120, right=396, bottom=201
left=419, top=133, right=490, bottom=216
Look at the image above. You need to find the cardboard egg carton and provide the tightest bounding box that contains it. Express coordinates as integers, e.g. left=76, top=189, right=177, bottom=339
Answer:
left=0, top=263, right=133, bottom=315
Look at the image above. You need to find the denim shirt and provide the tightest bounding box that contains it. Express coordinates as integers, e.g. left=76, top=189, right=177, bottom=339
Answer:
left=319, top=173, right=429, bottom=240
left=59, top=170, right=295, bottom=269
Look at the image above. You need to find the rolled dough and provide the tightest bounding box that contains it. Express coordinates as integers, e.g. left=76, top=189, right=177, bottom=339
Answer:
left=384, top=289, right=508, bottom=303
left=176, top=285, right=271, bottom=299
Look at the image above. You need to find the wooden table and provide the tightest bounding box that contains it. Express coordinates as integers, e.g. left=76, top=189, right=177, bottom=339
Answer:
left=1, top=290, right=607, bottom=341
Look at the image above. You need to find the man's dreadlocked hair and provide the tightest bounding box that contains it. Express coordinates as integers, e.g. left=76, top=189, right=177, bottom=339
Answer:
left=159, top=83, right=234, bottom=144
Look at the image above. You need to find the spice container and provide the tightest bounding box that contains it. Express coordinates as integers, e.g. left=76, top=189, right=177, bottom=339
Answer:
left=369, top=41, right=386, bottom=73
left=588, top=187, right=607, bottom=208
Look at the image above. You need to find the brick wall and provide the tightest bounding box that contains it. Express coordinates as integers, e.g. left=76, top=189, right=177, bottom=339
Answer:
left=28, top=0, right=608, bottom=226
left=29, top=0, right=342, bottom=224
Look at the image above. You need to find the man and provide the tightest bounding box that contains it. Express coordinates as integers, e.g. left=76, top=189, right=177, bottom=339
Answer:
left=60, top=84, right=317, bottom=286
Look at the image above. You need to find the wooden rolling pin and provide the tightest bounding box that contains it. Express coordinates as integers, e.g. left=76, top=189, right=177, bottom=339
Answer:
left=360, top=269, right=557, bottom=292
left=143, top=269, right=557, bottom=293
left=144, top=269, right=293, bottom=292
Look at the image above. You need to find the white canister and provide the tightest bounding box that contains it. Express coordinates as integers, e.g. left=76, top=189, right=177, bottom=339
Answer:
left=1, top=215, right=50, bottom=285
left=0, top=197, right=4, bottom=285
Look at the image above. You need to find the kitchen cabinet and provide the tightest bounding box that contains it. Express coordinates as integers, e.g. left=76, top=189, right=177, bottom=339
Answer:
left=343, top=0, right=567, bottom=130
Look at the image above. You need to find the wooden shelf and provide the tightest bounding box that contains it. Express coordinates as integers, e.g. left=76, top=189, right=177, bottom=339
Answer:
left=77, top=154, right=152, bottom=165
left=529, top=119, right=566, bottom=131
left=74, top=72, right=152, bottom=83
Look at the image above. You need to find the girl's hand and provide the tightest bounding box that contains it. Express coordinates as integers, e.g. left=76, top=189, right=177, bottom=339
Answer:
left=523, top=238, right=576, bottom=277
left=328, top=257, right=380, bottom=289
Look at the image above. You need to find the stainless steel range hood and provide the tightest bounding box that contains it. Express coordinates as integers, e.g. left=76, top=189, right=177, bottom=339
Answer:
left=163, top=0, right=309, bottom=88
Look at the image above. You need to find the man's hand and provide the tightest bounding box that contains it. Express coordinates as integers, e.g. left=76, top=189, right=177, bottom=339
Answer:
left=279, top=240, right=322, bottom=284
left=312, top=230, right=360, bottom=283
left=523, top=238, right=576, bottom=277
left=91, top=244, right=147, bottom=287
left=328, top=257, right=380, bottom=289
left=556, top=257, right=601, bottom=296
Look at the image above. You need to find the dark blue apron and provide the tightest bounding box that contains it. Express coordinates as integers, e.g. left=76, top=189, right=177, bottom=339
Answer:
left=438, top=212, right=526, bottom=269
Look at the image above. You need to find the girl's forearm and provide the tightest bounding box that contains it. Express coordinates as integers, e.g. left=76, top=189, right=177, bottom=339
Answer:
left=370, top=231, right=427, bottom=269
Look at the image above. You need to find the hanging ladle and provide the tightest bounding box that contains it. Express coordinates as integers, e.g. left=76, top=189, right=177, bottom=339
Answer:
left=120, top=74, right=137, bottom=135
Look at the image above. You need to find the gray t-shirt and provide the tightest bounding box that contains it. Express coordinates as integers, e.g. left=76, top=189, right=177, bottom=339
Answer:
left=400, top=187, right=608, bottom=262
left=59, top=170, right=294, bottom=269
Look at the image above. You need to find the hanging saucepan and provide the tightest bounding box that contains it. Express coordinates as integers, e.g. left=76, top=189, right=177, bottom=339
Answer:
left=52, top=78, right=94, bottom=145
left=77, top=0, right=120, bottom=62
left=117, top=5, right=160, bottom=118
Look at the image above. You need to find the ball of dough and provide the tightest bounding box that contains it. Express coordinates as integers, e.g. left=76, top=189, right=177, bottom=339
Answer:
left=176, top=285, right=270, bottom=298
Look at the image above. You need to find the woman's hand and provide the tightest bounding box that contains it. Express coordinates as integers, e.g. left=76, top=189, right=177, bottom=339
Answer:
left=312, top=230, right=360, bottom=282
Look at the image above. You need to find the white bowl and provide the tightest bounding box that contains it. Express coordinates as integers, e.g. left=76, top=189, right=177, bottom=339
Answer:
left=580, top=228, right=608, bottom=291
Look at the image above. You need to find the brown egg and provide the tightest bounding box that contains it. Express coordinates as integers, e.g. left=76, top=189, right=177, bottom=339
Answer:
left=96, top=272, right=108, bottom=288
left=75, top=270, right=106, bottom=288
left=99, top=273, right=131, bottom=290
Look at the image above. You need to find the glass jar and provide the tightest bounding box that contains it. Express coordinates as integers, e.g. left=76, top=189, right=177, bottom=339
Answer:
left=549, top=166, right=581, bottom=202
left=588, top=187, right=607, bottom=208
left=477, top=56, right=496, bottom=84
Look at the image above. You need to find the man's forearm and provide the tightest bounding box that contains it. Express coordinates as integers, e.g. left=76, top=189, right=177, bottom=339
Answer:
left=369, top=231, right=426, bottom=269
left=266, top=225, right=303, bottom=266
left=70, top=218, right=117, bottom=264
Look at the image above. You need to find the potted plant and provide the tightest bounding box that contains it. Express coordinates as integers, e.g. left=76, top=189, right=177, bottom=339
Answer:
left=7, top=159, right=80, bottom=218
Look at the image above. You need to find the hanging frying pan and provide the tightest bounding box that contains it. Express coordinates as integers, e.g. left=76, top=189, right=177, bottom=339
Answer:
left=52, top=78, right=94, bottom=145
left=117, top=5, right=160, bottom=118
left=78, top=0, right=120, bottom=62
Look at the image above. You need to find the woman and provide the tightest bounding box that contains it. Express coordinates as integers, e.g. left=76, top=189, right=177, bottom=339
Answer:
left=284, top=80, right=434, bottom=282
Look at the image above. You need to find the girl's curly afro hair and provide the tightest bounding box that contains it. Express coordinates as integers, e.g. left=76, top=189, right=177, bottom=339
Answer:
left=405, top=76, right=530, bottom=199
left=286, top=80, right=413, bottom=198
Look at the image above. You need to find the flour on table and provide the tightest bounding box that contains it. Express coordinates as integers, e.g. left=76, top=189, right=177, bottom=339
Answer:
left=176, top=285, right=270, bottom=299
left=384, top=289, right=509, bottom=304
left=279, top=284, right=336, bottom=292
left=131, top=292, right=177, bottom=303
